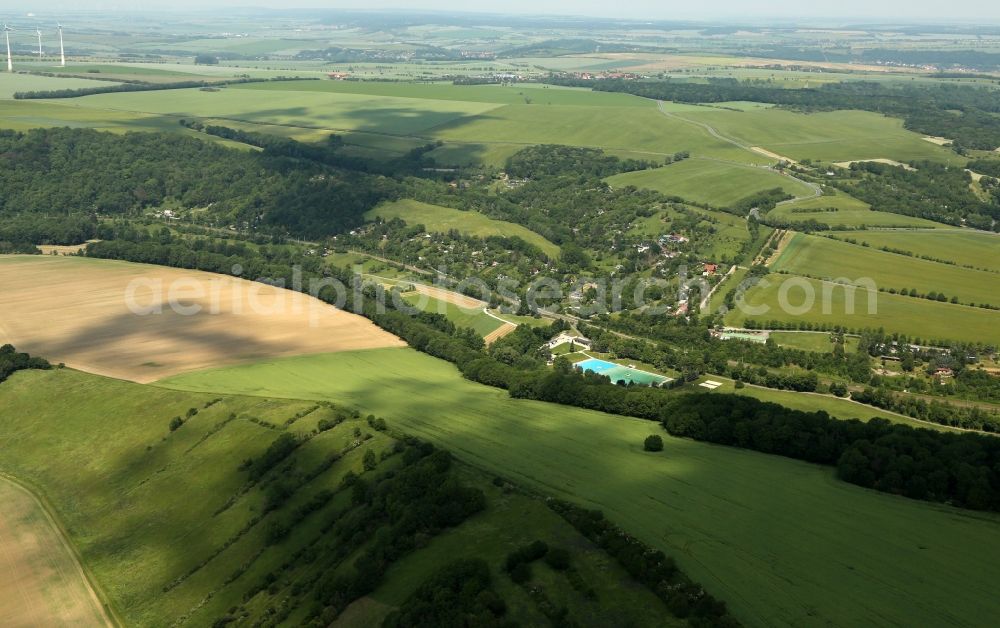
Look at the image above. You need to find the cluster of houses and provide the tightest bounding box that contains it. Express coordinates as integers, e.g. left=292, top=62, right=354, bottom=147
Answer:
left=572, top=71, right=642, bottom=80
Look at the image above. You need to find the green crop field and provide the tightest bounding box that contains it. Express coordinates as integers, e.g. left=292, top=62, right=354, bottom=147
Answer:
left=824, top=229, right=1000, bottom=272
left=429, top=104, right=760, bottom=164
left=773, top=233, right=999, bottom=306
left=768, top=188, right=946, bottom=228
left=0, top=368, right=679, bottom=628
left=233, top=79, right=651, bottom=107
left=159, top=347, right=1000, bottom=628
left=70, top=87, right=503, bottom=136
left=679, top=108, right=964, bottom=164
left=401, top=293, right=504, bottom=337
left=606, top=158, right=815, bottom=207
left=366, top=199, right=560, bottom=258
left=727, top=274, right=1000, bottom=345
left=0, top=72, right=122, bottom=99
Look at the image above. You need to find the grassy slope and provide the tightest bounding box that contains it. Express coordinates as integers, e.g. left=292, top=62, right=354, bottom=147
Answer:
left=824, top=229, right=1000, bottom=272
left=159, top=347, right=1000, bottom=628
left=0, top=370, right=332, bottom=625
left=0, top=368, right=678, bottom=628
left=680, top=108, right=964, bottom=164
left=366, top=199, right=560, bottom=258
left=401, top=293, right=503, bottom=337
left=774, top=233, right=998, bottom=306
left=768, top=188, right=946, bottom=228
left=606, top=158, right=814, bottom=207
left=727, top=274, right=1000, bottom=345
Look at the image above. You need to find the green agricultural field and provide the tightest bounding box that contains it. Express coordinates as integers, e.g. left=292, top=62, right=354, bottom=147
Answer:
left=366, top=199, right=560, bottom=258
left=727, top=274, right=1000, bottom=345
left=0, top=72, right=122, bottom=99
left=233, top=79, right=651, bottom=107
left=160, top=347, right=1000, bottom=628
left=606, top=158, right=815, bottom=207
left=678, top=108, right=964, bottom=164
left=768, top=188, right=946, bottom=228
left=824, top=229, right=1000, bottom=272
left=429, top=104, right=760, bottom=164
left=401, top=293, right=503, bottom=337
left=773, top=233, right=998, bottom=306
left=0, top=368, right=679, bottom=628
left=69, top=87, right=503, bottom=136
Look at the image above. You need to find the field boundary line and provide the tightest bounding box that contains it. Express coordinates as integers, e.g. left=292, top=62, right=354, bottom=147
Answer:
left=0, top=472, right=120, bottom=627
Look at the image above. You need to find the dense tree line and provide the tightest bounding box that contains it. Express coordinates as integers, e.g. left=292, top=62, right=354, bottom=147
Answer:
left=0, top=345, right=51, bottom=384
left=0, top=128, right=400, bottom=238
left=548, top=499, right=738, bottom=625
left=0, top=213, right=98, bottom=246
left=547, top=77, right=1000, bottom=150
left=504, top=144, right=660, bottom=178
left=833, top=160, right=999, bottom=230
left=314, top=445, right=486, bottom=621
left=382, top=559, right=513, bottom=627
left=663, top=394, right=1000, bottom=510
left=13, top=76, right=313, bottom=99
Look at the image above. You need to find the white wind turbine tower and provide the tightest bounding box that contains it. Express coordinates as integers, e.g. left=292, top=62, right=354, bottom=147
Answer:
left=3, top=24, right=13, bottom=73
left=36, top=28, right=42, bottom=60
left=58, top=23, right=65, bottom=67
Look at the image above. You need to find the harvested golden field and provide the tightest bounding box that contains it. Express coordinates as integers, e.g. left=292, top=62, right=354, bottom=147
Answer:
left=0, top=256, right=404, bottom=382
left=0, top=477, right=111, bottom=628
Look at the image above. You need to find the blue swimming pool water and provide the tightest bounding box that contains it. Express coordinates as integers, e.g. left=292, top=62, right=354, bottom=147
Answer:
left=575, top=358, right=669, bottom=386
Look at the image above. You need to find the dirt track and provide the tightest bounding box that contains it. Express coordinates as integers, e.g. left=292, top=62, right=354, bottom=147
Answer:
left=0, top=256, right=404, bottom=383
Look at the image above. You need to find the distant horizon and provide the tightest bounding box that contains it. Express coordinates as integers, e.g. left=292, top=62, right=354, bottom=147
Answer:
left=3, top=3, right=1000, bottom=26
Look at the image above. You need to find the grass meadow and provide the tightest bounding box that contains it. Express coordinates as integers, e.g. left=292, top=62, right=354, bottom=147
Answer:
left=768, top=331, right=861, bottom=354
left=773, top=233, right=999, bottom=306
left=400, top=293, right=504, bottom=337
left=365, top=199, right=560, bottom=257
left=159, top=347, right=1000, bottom=628
left=606, top=158, right=815, bottom=207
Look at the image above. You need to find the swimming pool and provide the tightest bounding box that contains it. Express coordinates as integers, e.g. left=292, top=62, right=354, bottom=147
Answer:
left=575, top=358, right=670, bottom=386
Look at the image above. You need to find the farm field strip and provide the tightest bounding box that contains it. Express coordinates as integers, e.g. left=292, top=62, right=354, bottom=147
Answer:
left=823, top=230, right=1000, bottom=272
left=726, top=274, right=1000, bottom=345
left=0, top=256, right=403, bottom=383
left=156, top=348, right=1000, bottom=628
left=773, top=233, right=999, bottom=305
left=67, top=87, right=505, bottom=136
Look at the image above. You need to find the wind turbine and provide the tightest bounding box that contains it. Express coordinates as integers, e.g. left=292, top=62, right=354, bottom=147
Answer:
left=36, top=28, right=42, bottom=60
left=57, top=23, right=65, bottom=67
left=3, top=24, right=13, bottom=73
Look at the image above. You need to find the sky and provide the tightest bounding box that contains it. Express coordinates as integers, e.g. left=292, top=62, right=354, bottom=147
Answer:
left=2, top=0, right=999, bottom=22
